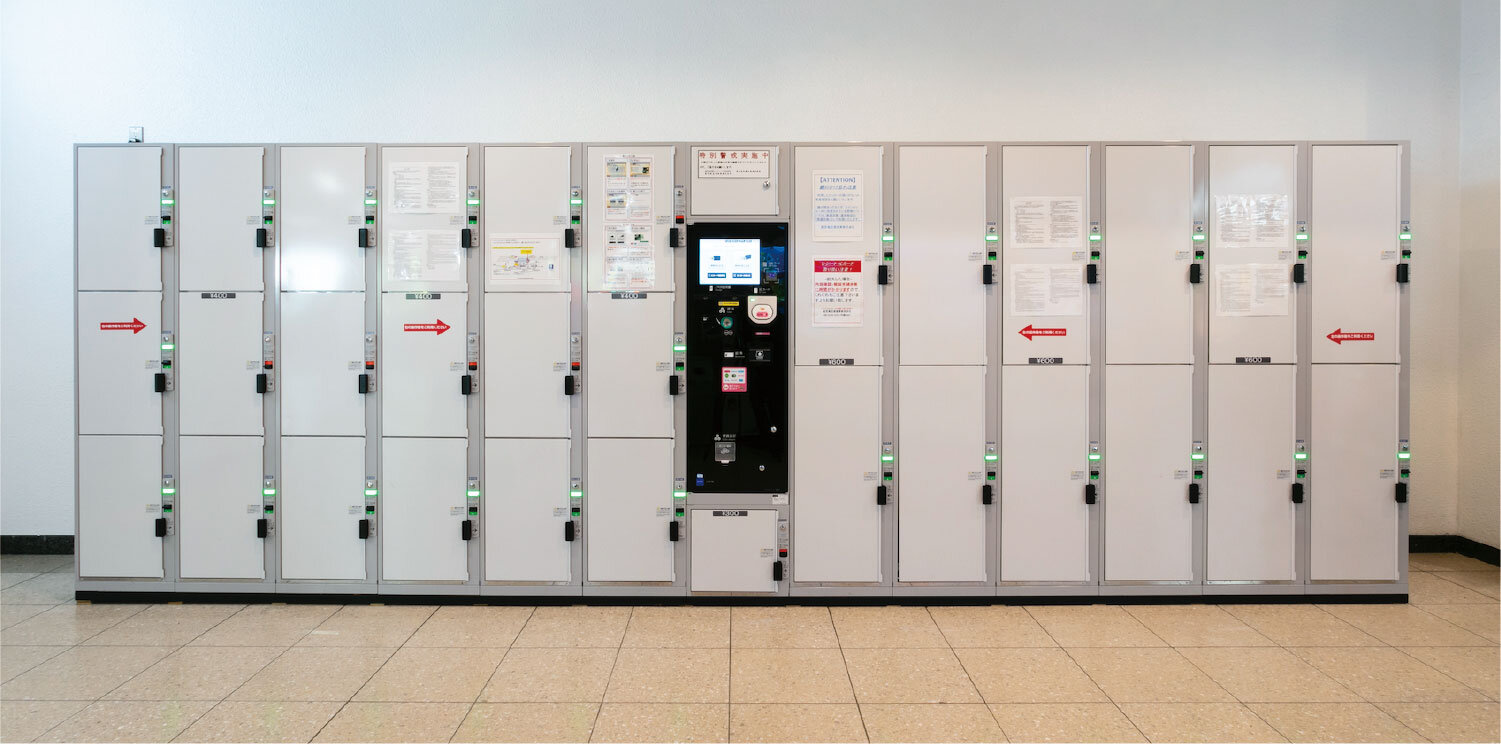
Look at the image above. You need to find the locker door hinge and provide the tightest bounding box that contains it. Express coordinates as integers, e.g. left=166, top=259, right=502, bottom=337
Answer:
left=358, top=518, right=370, bottom=539
left=877, top=265, right=890, bottom=285
left=876, top=484, right=888, bottom=506
left=564, top=227, right=579, bottom=249
left=256, top=518, right=268, bottom=538
left=461, top=374, right=474, bottom=395
left=1187, top=482, right=1201, bottom=504
left=154, top=373, right=167, bottom=393
left=154, top=517, right=167, bottom=537
left=1084, top=483, right=1097, bottom=505
left=563, top=374, right=576, bottom=396
left=460, top=228, right=474, bottom=249
left=256, top=373, right=268, bottom=394
left=564, top=520, right=576, bottom=542
left=668, top=520, right=681, bottom=542
left=1396, top=263, right=1409, bottom=283
left=1086, top=263, right=1098, bottom=284
left=772, top=560, right=784, bottom=582
left=357, top=227, right=370, bottom=248
left=1188, top=263, right=1202, bottom=284
left=1292, top=263, right=1306, bottom=284
left=668, top=374, right=681, bottom=396
left=981, top=483, right=994, bottom=505
left=461, top=519, right=474, bottom=541
left=255, top=228, right=269, bottom=248
left=153, top=228, right=167, bottom=248
left=1291, top=482, right=1304, bottom=504
left=981, top=264, right=993, bottom=285
left=358, top=373, right=370, bottom=394
left=1395, top=482, right=1408, bottom=503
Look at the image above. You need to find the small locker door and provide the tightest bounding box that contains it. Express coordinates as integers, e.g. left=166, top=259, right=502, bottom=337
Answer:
left=281, top=292, right=367, bottom=436
left=1310, top=365, right=1399, bottom=581
left=586, top=146, right=675, bottom=292
left=585, top=293, right=674, bottom=438
left=586, top=438, right=674, bottom=582
left=484, top=439, right=572, bottom=582
left=1104, top=365, right=1194, bottom=582
left=691, top=509, right=778, bottom=592
left=78, top=435, right=162, bottom=578
left=897, top=146, right=988, bottom=366
left=381, top=293, right=468, bottom=438
left=483, top=146, right=572, bottom=292
left=382, top=437, right=469, bottom=581
left=484, top=293, right=571, bottom=438
left=77, top=146, right=162, bottom=292
left=1001, top=146, right=1091, bottom=364
left=1311, top=145, right=1402, bottom=364
left=78, top=292, right=162, bottom=435
left=381, top=146, right=469, bottom=293
left=898, top=366, right=987, bottom=583
left=1208, top=146, right=1297, bottom=363
left=1104, top=146, right=1195, bottom=365
left=794, top=146, right=884, bottom=365
left=178, top=292, right=264, bottom=436
left=793, top=366, right=882, bottom=583
left=1001, top=365, right=1091, bottom=583
left=178, top=146, right=265, bottom=292
left=281, top=436, right=367, bottom=581
left=281, top=146, right=368, bottom=292
left=178, top=436, right=265, bottom=580
left=690, top=146, right=780, bottom=216
left=1207, top=365, right=1295, bottom=582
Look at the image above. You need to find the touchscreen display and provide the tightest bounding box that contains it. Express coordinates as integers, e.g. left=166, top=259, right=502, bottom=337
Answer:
left=699, top=238, right=761, bottom=285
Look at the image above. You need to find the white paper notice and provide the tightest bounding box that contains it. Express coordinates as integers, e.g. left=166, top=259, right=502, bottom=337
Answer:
left=1009, top=264, right=1085, bottom=317
left=604, top=155, right=654, bottom=223
left=811, top=171, right=864, bottom=241
left=810, top=256, right=863, bottom=327
left=386, top=229, right=462, bottom=283
left=603, top=224, right=655, bottom=290
left=1214, top=263, right=1291, bottom=316
left=390, top=162, right=462, bottom=215
left=1215, top=194, right=1290, bottom=249
left=488, top=233, right=561, bottom=285
left=1010, top=197, right=1084, bottom=249
left=697, top=149, right=771, bottom=178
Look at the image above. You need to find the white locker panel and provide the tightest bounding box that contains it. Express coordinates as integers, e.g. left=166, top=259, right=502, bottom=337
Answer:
left=1104, top=146, right=1195, bottom=365
left=691, top=509, right=778, bottom=592
left=280, top=292, right=366, bottom=436
left=1208, top=146, right=1298, bottom=363
left=178, top=292, right=264, bottom=436
left=793, top=146, right=884, bottom=365
left=178, top=436, right=265, bottom=580
left=178, top=146, right=265, bottom=292
left=1000, top=365, right=1091, bottom=583
left=483, top=146, right=572, bottom=292
left=380, top=292, right=468, bottom=438
left=77, top=146, right=162, bottom=292
left=281, top=146, right=367, bottom=292
left=485, top=439, right=572, bottom=582
left=584, top=292, right=674, bottom=438
left=77, top=292, right=162, bottom=436
left=586, top=146, right=675, bottom=292
left=1206, top=365, right=1296, bottom=582
left=381, top=146, right=469, bottom=293
left=690, top=146, right=780, bottom=216
left=897, top=146, right=988, bottom=366
left=381, top=437, right=469, bottom=581
left=1001, top=146, right=1091, bottom=364
left=1310, top=365, right=1399, bottom=581
left=586, top=438, right=674, bottom=582
left=1104, top=365, right=1194, bottom=582
left=792, top=365, right=882, bottom=583
left=78, top=435, right=162, bottom=578
left=484, top=293, right=571, bottom=438
left=280, top=436, right=367, bottom=581
left=1311, top=145, right=1402, bottom=364
left=898, top=366, right=987, bottom=583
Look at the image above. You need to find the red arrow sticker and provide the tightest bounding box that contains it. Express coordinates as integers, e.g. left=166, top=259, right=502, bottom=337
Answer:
left=100, top=318, right=147, bottom=334
left=1019, top=324, right=1066, bottom=341
left=1326, top=328, right=1375, bottom=345
left=403, top=319, right=451, bottom=335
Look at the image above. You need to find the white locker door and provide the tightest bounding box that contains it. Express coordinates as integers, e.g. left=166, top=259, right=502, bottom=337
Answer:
left=898, top=146, right=988, bottom=366
left=585, top=293, right=674, bottom=438
left=793, top=366, right=882, bottom=583
left=484, top=439, right=571, bottom=582
left=1001, top=365, right=1091, bottom=583
left=1207, top=365, right=1296, bottom=582
left=793, top=146, right=884, bottom=365
left=586, top=146, right=675, bottom=292
left=485, top=293, right=571, bottom=438
left=1311, top=145, right=1402, bottom=364
left=483, top=146, right=572, bottom=292
left=381, top=293, right=468, bottom=438
left=1104, top=146, right=1195, bottom=365
left=280, top=436, right=367, bottom=581
left=178, top=436, right=265, bottom=580
left=281, top=146, right=368, bottom=292
left=1104, top=365, right=1194, bottom=582
left=178, top=147, right=265, bottom=292
left=178, top=293, right=264, bottom=436
left=1208, top=145, right=1298, bottom=364
left=382, top=437, right=469, bottom=581
left=77, top=146, right=162, bottom=292
left=281, top=292, right=367, bottom=436
left=691, top=510, right=778, bottom=593
left=691, top=146, right=780, bottom=216
left=78, top=435, right=162, bottom=578
left=1310, top=365, right=1399, bottom=581
left=1001, top=145, right=1091, bottom=364
left=77, top=292, right=162, bottom=436
left=586, top=438, right=674, bottom=582
left=381, top=146, right=469, bottom=293
left=898, top=366, right=987, bottom=582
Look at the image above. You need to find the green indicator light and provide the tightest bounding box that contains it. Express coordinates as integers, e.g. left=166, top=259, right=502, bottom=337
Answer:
left=1193, top=472, right=1204, bottom=479
left=570, top=198, right=583, bottom=206
left=984, top=454, right=998, bottom=462
left=467, top=489, right=481, bottom=497
left=161, top=487, right=176, bottom=495
left=1089, top=472, right=1099, bottom=480
left=160, top=343, right=175, bottom=350
left=672, top=344, right=687, bottom=352
left=1190, top=453, right=1205, bottom=461
left=1088, top=234, right=1102, bottom=241
left=364, top=198, right=378, bottom=205
left=262, top=488, right=276, bottom=496
left=569, top=490, right=582, bottom=498
left=673, top=491, right=687, bottom=499
left=1294, top=452, right=1308, bottom=460
left=466, top=198, right=480, bottom=206
left=1397, top=452, right=1411, bottom=460
left=1088, top=453, right=1102, bottom=461
left=262, top=198, right=276, bottom=206
left=1399, top=233, right=1412, bottom=240
left=1296, top=472, right=1306, bottom=479
left=1192, top=234, right=1206, bottom=241
left=881, top=454, right=895, bottom=463
left=883, top=254, right=894, bottom=261
left=984, top=234, right=999, bottom=242
left=881, top=234, right=895, bottom=242
left=364, top=488, right=378, bottom=497
left=160, top=198, right=175, bottom=206
left=1295, top=233, right=1309, bottom=240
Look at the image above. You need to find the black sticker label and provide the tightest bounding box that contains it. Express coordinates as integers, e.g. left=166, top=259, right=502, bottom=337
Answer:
left=200, top=292, right=237, bottom=299
left=1028, top=357, right=1063, bottom=364
left=611, top=292, right=646, bottom=300
left=1235, top=356, right=1271, bottom=364
left=405, top=292, right=440, bottom=300
left=818, top=358, right=854, bottom=366
left=712, top=510, right=747, bottom=517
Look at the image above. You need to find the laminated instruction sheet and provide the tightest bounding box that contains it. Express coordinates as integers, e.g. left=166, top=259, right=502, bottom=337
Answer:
left=811, top=171, right=864, bottom=240
left=488, top=234, right=562, bottom=286
left=602, top=155, right=655, bottom=289
left=389, top=162, right=463, bottom=215
left=809, top=257, right=863, bottom=327
left=1009, top=263, right=1085, bottom=316
left=1215, top=263, right=1290, bottom=316
left=1009, top=197, right=1084, bottom=249
left=1214, top=194, right=1290, bottom=249
left=386, top=229, right=462, bottom=283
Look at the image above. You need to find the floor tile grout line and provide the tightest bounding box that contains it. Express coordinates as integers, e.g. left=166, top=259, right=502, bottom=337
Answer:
left=305, top=606, right=419, bottom=743
left=828, top=607, right=872, bottom=743
left=937, top=614, right=1019, bottom=742
left=1387, top=644, right=1501, bottom=702
left=1053, top=644, right=1151, bottom=742
left=582, top=606, right=630, bottom=742
left=445, top=608, right=532, bottom=744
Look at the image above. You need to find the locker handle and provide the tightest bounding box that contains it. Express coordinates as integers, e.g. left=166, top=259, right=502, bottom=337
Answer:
left=564, top=227, right=578, bottom=249
left=668, top=374, right=681, bottom=396
left=154, top=517, right=167, bottom=537
left=877, top=265, right=889, bottom=285
left=461, top=374, right=474, bottom=395
left=1395, top=482, right=1408, bottom=504
left=1187, top=482, right=1201, bottom=504
left=772, top=560, right=784, bottom=582
left=153, top=228, right=166, bottom=248
left=357, top=227, right=370, bottom=248
left=1396, top=263, right=1409, bottom=283
left=255, top=228, right=268, bottom=248
left=1291, top=482, right=1304, bottom=504
left=1084, top=483, right=1097, bottom=505
left=563, top=374, right=576, bottom=396
left=358, top=373, right=370, bottom=394
left=1188, top=263, right=1202, bottom=284
left=876, top=484, right=887, bottom=506
left=256, top=373, right=268, bottom=394
left=461, top=519, right=474, bottom=541
left=154, top=373, right=167, bottom=393
left=564, top=520, right=576, bottom=542
left=256, top=518, right=268, bottom=539
left=981, top=264, right=994, bottom=285
left=668, top=520, right=680, bottom=542
left=461, top=228, right=474, bottom=249
left=1292, top=263, right=1306, bottom=284
left=669, top=227, right=680, bottom=248
left=981, top=483, right=993, bottom=505
left=1085, top=263, right=1098, bottom=285
left=358, top=518, right=370, bottom=539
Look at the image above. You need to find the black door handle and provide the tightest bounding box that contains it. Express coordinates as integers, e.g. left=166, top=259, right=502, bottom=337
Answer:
left=255, top=228, right=268, bottom=248
left=461, top=228, right=474, bottom=249
left=1293, top=263, right=1306, bottom=284
left=1396, top=263, right=1409, bottom=283
left=154, top=373, right=167, bottom=393
left=1188, top=263, right=1202, bottom=284
left=461, top=519, right=474, bottom=540
left=564, top=227, right=578, bottom=248
left=772, top=560, right=784, bottom=582
left=668, top=374, right=680, bottom=396
left=154, top=517, right=167, bottom=537
left=982, top=264, right=994, bottom=285
left=1086, top=263, right=1098, bottom=284
left=669, top=227, right=680, bottom=248
left=668, top=520, right=680, bottom=542
left=1084, top=483, right=1097, bottom=505
left=981, top=484, right=993, bottom=505
left=461, top=374, right=473, bottom=395
left=1291, top=482, right=1304, bottom=504
left=358, top=373, right=370, bottom=394
left=1188, top=482, right=1201, bottom=504
left=877, top=265, right=889, bottom=285
left=564, top=521, right=576, bottom=542
left=256, top=373, right=268, bottom=394
left=1395, top=482, right=1408, bottom=503
left=876, top=485, right=887, bottom=506
left=358, top=518, right=370, bottom=539
left=256, top=518, right=268, bottom=538
left=563, top=374, right=576, bottom=396
left=358, top=227, right=369, bottom=248
left=153, top=228, right=166, bottom=248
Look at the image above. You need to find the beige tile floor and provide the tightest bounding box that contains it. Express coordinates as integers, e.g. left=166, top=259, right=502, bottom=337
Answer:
left=0, top=553, right=1495, bottom=743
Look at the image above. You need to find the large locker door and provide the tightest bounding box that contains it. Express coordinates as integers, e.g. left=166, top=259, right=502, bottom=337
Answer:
left=281, top=146, right=368, bottom=292
left=585, top=293, right=674, bottom=438
left=77, top=146, right=162, bottom=292
left=281, top=292, right=366, bottom=436
left=178, top=147, right=265, bottom=292
left=280, top=436, right=367, bottom=581
left=380, top=293, right=468, bottom=438
left=586, top=146, right=675, bottom=292
left=381, top=437, right=469, bottom=581
left=1207, top=365, right=1296, bottom=582
left=484, top=293, right=571, bottom=438
left=691, top=510, right=778, bottom=593
left=483, top=146, right=572, bottom=292
left=898, top=366, right=987, bottom=582
left=484, top=439, right=571, bottom=582
left=1311, top=146, right=1401, bottom=364
left=1104, top=146, right=1195, bottom=364
left=178, top=293, right=264, bottom=436
left=793, top=366, right=882, bottom=583
left=586, top=438, right=674, bottom=582
left=897, top=146, right=988, bottom=366
left=78, top=435, right=162, bottom=578
left=1001, top=146, right=1091, bottom=364
left=78, top=292, right=163, bottom=435
left=1000, top=365, right=1090, bottom=583
left=178, top=436, right=265, bottom=580
left=1104, top=365, right=1194, bottom=582
left=381, top=147, right=469, bottom=293
left=1310, top=365, right=1399, bottom=581
left=793, top=146, right=884, bottom=365
left=1208, top=146, right=1297, bottom=363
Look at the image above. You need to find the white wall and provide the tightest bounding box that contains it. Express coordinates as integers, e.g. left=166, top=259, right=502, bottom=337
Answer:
left=0, top=0, right=1479, bottom=540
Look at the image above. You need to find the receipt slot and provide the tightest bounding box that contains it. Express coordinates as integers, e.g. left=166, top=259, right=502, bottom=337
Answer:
left=686, top=223, right=789, bottom=492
